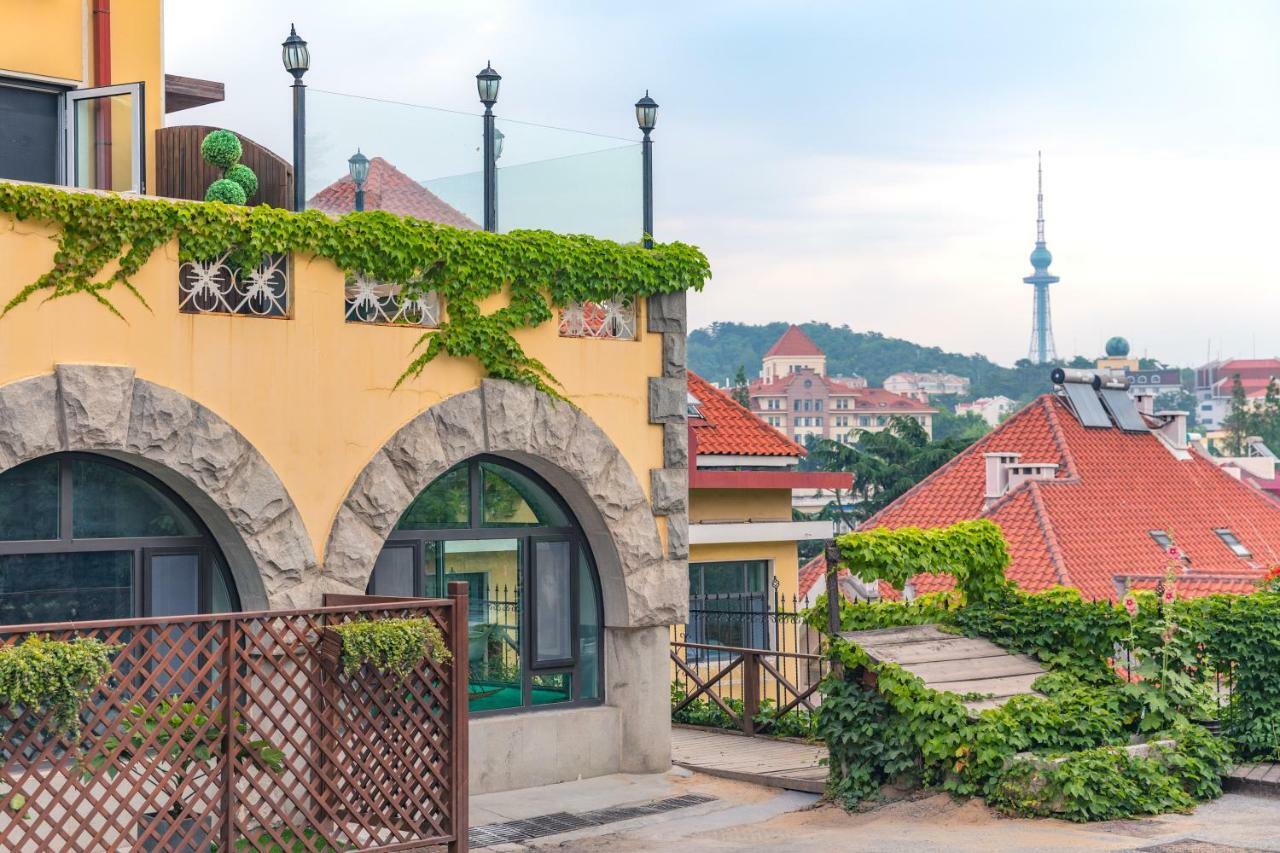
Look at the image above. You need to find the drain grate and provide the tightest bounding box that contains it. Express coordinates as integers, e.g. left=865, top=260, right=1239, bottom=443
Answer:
left=469, top=793, right=717, bottom=847
left=1139, top=842, right=1259, bottom=853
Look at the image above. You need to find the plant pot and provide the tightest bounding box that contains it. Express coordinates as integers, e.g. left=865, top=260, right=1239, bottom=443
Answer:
left=138, top=811, right=211, bottom=853
left=1192, top=718, right=1222, bottom=736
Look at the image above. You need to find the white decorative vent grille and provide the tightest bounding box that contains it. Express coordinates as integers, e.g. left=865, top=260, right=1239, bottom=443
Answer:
left=559, top=296, right=637, bottom=340
left=344, top=275, right=440, bottom=327
left=178, top=252, right=290, bottom=317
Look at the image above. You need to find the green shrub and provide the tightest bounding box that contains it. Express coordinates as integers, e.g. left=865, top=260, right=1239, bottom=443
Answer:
left=0, top=634, right=120, bottom=740
left=205, top=178, right=247, bottom=205
left=224, top=163, right=258, bottom=199
left=200, top=129, right=242, bottom=169
left=334, top=617, right=452, bottom=677
left=670, top=681, right=819, bottom=740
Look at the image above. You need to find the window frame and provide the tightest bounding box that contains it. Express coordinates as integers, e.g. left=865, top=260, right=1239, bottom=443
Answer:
left=1214, top=528, right=1251, bottom=558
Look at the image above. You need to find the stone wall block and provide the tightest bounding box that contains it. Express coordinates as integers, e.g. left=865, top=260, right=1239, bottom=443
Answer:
left=650, top=468, right=687, bottom=515
left=221, top=452, right=293, bottom=535
left=320, top=505, right=385, bottom=590
left=666, top=513, right=689, bottom=560
left=528, top=393, right=580, bottom=462
left=243, top=510, right=311, bottom=591
left=55, top=364, right=135, bottom=449
left=662, top=422, right=688, bottom=469
left=126, top=380, right=196, bottom=459
left=0, top=375, right=60, bottom=469
left=344, top=449, right=414, bottom=537
left=274, top=575, right=363, bottom=610
left=431, top=389, right=486, bottom=465
left=482, top=379, right=536, bottom=453
left=648, top=377, right=686, bottom=424
left=662, top=332, right=687, bottom=380
left=646, top=292, right=687, bottom=334
left=622, top=557, right=688, bottom=626
left=382, top=411, right=449, bottom=494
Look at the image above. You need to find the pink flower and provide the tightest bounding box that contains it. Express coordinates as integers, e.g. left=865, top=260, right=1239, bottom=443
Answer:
left=1122, top=594, right=1138, bottom=616
left=1167, top=546, right=1183, bottom=561
left=1162, top=586, right=1176, bottom=604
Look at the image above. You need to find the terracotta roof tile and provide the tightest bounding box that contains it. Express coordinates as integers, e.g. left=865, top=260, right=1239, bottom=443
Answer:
left=308, top=157, right=480, bottom=229
left=764, top=325, right=824, bottom=358
left=689, top=372, right=805, bottom=457
left=863, top=394, right=1280, bottom=600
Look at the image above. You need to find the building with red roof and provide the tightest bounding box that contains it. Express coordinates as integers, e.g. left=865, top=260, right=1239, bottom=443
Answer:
left=686, top=373, right=850, bottom=644
left=838, top=381, right=1280, bottom=601
left=308, top=156, right=480, bottom=230
left=747, top=325, right=934, bottom=445
left=1194, top=357, right=1280, bottom=431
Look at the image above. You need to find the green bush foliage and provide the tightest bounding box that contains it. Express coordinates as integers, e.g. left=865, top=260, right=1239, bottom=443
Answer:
left=205, top=178, right=248, bottom=206
left=670, top=682, right=818, bottom=740
left=334, top=617, right=452, bottom=677
left=0, top=183, right=710, bottom=393
left=200, top=130, right=242, bottom=169
left=831, top=519, right=1010, bottom=603
left=0, top=634, right=120, bottom=740
left=224, top=163, right=259, bottom=198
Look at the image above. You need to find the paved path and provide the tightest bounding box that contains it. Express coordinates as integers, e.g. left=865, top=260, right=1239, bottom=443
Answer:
left=1227, top=761, right=1280, bottom=797
left=671, top=725, right=828, bottom=794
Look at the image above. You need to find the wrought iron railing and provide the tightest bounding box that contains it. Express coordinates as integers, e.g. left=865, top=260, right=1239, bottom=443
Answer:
left=558, top=297, right=637, bottom=340
left=178, top=252, right=290, bottom=317
left=0, top=591, right=470, bottom=852
left=345, top=275, right=441, bottom=327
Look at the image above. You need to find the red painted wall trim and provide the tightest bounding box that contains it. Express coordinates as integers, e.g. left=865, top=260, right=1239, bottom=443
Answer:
left=690, top=469, right=852, bottom=490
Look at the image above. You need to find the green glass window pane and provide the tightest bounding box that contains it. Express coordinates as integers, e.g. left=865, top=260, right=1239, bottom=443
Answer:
left=746, top=561, right=768, bottom=593
left=579, top=548, right=601, bottom=700
left=531, top=672, right=572, bottom=705
left=481, top=462, right=568, bottom=527
left=0, top=551, right=132, bottom=625
left=0, top=457, right=59, bottom=541
left=397, top=465, right=470, bottom=529
left=700, top=562, right=744, bottom=595
left=71, top=458, right=199, bottom=539
left=688, top=564, right=700, bottom=596
left=212, top=557, right=235, bottom=613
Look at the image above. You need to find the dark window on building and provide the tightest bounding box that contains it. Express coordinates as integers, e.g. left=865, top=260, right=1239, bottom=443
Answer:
left=687, top=560, right=770, bottom=654
left=1214, top=529, right=1251, bottom=558
left=1148, top=530, right=1172, bottom=550
left=0, top=78, right=62, bottom=184
left=369, top=456, right=604, bottom=714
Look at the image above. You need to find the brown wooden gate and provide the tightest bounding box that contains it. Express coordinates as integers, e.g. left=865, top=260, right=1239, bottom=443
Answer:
left=0, top=585, right=469, bottom=851
left=155, top=125, right=294, bottom=208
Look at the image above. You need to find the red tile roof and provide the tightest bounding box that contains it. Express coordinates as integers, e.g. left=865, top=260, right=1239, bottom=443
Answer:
left=797, top=553, right=898, bottom=602
left=689, top=372, right=805, bottom=457
left=861, top=394, right=1280, bottom=600
left=764, top=325, right=824, bottom=358
left=748, top=372, right=936, bottom=414
left=750, top=371, right=861, bottom=396
left=308, top=157, right=480, bottom=229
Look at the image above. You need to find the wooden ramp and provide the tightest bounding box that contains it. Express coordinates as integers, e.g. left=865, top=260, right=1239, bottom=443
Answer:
left=843, top=625, right=1045, bottom=712
left=671, top=726, right=828, bottom=794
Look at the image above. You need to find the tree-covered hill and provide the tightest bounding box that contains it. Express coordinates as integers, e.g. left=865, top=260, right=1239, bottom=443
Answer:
left=688, top=322, right=1058, bottom=402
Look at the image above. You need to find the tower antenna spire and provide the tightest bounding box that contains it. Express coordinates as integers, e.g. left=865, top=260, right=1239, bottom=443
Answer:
left=1024, top=151, right=1059, bottom=364
left=1036, top=150, right=1045, bottom=243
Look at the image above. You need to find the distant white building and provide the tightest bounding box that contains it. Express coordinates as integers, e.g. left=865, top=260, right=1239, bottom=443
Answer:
left=883, top=371, right=971, bottom=402
left=955, top=395, right=1017, bottom=426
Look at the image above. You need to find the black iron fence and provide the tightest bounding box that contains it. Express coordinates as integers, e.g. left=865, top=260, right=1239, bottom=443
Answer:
left=670, top=594, right=827, bottom=738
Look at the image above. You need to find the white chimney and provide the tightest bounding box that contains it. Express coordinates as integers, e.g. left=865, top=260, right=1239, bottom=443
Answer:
left=1154, top=411, right=1188, bottom=451
left=1133, top=389, right=1155, bottom=416
left=984, top=452, right=1020, bottom=507
left=1006, top=462, right=1060, bottom=493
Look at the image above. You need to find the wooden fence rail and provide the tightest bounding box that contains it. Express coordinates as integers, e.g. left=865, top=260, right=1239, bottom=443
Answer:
left=0, top=586, right=469, bottom=852
left=670, top=640, right=825, bottom=736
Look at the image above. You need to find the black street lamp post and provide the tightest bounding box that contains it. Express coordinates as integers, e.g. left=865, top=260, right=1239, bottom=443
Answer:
left=282, top=25, right=310, bottom=212
left=348, top=149, right=370, bottom=212
left=635, top=91, right=658, bottom=248
left=476, top=62, right=501, bottom=232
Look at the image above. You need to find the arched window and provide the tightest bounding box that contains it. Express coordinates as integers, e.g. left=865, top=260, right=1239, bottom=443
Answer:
left=0, top=453, right=238, bottom=625
left=368, top=455, right=604, bottom=714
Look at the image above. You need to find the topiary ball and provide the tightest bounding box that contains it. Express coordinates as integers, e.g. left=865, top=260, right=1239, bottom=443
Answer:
left=200, top=130, right=242, bottom=169
left=205, top=178, right=247, bottom=205
left=224, top=163, right=258, bottom=199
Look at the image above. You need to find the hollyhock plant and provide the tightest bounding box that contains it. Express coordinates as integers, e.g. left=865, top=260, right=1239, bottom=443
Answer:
left=1122, top=594, right=1138, bottom=616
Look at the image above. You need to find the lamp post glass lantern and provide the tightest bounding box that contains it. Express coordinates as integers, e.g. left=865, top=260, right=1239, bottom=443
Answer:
left=349, top=149, right=369, bottom=212
left=635, top=91, right=658, bottom=247
left=282, top=24, right=309, bottom=212
left=477, top=62, right=502, bottom=232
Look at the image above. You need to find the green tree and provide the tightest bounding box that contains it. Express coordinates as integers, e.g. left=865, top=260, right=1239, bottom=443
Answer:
left=1222, top=375, right=1252, bottom=456
left=731, top=365, right=751, bottom=408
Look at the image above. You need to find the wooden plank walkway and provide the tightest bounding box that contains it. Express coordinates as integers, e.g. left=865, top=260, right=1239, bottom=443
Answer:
left=671, top=726, right=828, bottom=794
left=1226, top=762, right=1280, bottom=798
left=843, top=625, right=1046, bottom=712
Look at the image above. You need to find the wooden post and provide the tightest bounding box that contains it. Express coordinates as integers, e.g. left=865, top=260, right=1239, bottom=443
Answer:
left=220, top=617, right=238, bottom=850
left=448, top=581, right=470, bottom=853
left=824, top=539, right=844, bottom=679
left=742, top=651, right=759, bottom=736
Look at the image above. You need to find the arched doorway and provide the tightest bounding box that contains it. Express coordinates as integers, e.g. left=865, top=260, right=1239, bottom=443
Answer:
left=367, top=455, right=603, bottom=714
left=0, top=452, right=239, bottom=625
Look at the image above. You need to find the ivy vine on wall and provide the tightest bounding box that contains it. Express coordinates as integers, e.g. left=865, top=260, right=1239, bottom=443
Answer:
left=0, top=183, right=711, bottom=394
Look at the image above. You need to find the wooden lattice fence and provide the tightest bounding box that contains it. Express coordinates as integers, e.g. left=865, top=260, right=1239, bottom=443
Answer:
left=0, top=587, right=469, bottom=852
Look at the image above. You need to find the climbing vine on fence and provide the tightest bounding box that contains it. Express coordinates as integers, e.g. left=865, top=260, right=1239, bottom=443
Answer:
left=0, top=183, right=711, bottom=395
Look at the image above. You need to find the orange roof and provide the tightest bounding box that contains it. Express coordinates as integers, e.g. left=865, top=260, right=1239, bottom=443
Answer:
left=750, top=371, right=861, bottom=396
left=308, top=157, right=480, bottom=229
left=748, top=373, right=934, bottom=414
left=764, top=325, right=824, bottom=358
left=688, top=372, right=804, bottom=457
left=862, top=394, right=1280, bottom=600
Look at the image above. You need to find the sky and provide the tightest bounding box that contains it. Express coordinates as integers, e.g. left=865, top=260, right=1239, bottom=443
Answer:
left=164, top=1, right=1280, bottom=368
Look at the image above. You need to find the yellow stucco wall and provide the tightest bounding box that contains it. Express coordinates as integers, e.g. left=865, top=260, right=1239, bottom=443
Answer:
left=1, top=0, right=164, bottom=192
left=688, top=540, right=801, bottom=602
left=0, top=212, right=664, bottom=562
left=689, top=488, right=792, bottom=524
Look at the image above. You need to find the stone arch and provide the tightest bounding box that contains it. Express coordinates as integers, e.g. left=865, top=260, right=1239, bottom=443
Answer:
left=323, top=379, right=681, bottom=628
left=0, top=365, right=317, bottom=610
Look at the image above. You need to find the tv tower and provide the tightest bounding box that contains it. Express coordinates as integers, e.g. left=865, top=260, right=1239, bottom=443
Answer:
left=1024, top=152, right=1059, bottom=364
